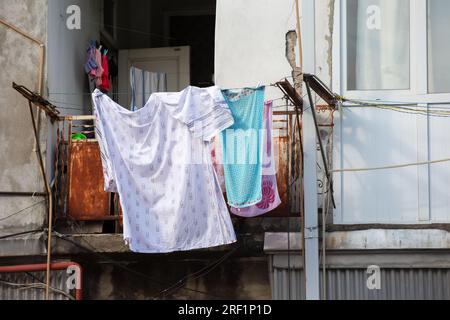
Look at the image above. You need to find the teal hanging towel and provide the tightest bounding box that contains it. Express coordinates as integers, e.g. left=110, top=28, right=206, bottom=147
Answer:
left=221, top=87, right=265, bottom=208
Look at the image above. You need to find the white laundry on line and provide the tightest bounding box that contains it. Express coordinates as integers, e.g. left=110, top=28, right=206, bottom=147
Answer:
left=92, top=86, right=236, bottom=253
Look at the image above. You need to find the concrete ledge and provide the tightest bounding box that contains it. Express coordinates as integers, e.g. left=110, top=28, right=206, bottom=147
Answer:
left=0, top=233, right=47, bottom=257
left=0, top=233, right=237, bottom=258
left=264, top=229, right=450, bottom=252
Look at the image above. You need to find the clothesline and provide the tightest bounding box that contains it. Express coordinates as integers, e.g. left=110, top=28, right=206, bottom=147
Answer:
left=331, top=157, right=450, bottom=174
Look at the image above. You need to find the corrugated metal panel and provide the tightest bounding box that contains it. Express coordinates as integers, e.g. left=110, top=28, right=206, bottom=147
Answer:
left=0, top=270, right=73, bottom=300
left=271, top=267, right=450, bottom=300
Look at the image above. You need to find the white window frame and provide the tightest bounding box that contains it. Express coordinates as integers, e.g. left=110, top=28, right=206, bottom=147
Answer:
left=333, top=0, right=450, bottom=104
left=332, top=0, right=450, bottom=225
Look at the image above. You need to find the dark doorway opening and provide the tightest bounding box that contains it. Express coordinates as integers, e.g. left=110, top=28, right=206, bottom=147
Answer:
left=169, top=15, right=216, bottom=88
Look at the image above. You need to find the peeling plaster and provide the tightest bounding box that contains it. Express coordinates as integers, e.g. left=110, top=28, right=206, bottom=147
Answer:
left=326, top=0, right=335, bottom=84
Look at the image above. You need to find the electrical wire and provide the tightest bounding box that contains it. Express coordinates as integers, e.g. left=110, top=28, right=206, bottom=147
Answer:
left=54, top=218, right=244, bottom=299
left=0, top=229, right=43, bottom=241
left=286, top=97, right=292, bottom=301
left=341, top=96, right=450, bottom=106
left=152, top=244, right=242, bottom=299
left=341, top=97, right=450, bottom=118
left=152, top=212, right=271, bottom=299
left=331, top=157, right=450, bottom=174
left=53, top=231, right=233, bottom=299
left=0, top=279, right=74, bottom=300
left=0, top=200, right=46, bottom=223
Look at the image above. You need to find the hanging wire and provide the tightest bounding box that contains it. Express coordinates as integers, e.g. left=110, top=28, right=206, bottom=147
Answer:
left=0, top=279, right=75, bottom=300
left=0, top=200, right=46, bottom=223
left=53, top=231, right=233, bottom=299
left=0, top=229, right=43, bottom=241
left=285, top=96, right=292, bottom=301
left=152, top=244, right=242, bottom=299
left=341, top=97, right=450, bottom=118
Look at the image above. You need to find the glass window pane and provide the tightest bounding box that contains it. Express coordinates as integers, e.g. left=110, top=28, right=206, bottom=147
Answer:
left=428, top=0, right=450, bottom=94
left=347, top=0, right=410, bottom=91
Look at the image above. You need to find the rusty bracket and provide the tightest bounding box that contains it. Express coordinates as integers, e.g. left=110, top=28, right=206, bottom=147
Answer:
left=275, top=76, right=337, bottom=209
left=275, top=79, right=304, bottom=110
left=303, top=73, right=338, bottom=108
left=12, top=82, right=60, bottom=122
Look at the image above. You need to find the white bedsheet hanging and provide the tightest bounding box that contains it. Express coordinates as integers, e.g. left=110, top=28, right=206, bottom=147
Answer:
left=92, top=86, right=236, bottom=253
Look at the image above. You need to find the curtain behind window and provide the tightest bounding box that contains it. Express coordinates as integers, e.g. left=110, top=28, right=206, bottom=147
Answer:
left=347, top=0, right=410, bottom=91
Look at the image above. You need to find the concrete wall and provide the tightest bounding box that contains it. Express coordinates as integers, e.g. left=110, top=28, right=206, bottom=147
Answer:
left=47, top=0, right=102, bottom=116
left=315, top=0, right=335, bottom=90
left=215, top=0, right=335, bottom=98
left=82, top=257, right=270, bottom=300
left=0, top=0, right=49, bottom=237
left=215, top=0, right=298, bottom=101
left=46, top=0, right=102, bottom=180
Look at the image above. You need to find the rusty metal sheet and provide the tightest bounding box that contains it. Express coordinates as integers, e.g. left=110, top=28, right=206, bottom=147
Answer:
left=67, top=141, right=110, bottom=221
left=267, top=114, right=302, bottom=217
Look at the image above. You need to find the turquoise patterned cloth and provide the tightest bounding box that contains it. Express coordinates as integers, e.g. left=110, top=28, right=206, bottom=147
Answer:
left=221, top=87, right=265, bottom=208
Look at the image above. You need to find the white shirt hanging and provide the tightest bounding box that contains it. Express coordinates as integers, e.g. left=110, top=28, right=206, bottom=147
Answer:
left=92, top=86, right=236, bottom=253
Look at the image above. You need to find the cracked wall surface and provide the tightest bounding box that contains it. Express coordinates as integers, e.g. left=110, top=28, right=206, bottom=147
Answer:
left=0, top=0, right=48, bottom=236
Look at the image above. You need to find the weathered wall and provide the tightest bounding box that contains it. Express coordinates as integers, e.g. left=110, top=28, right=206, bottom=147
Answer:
left=0, top=0, right=48, bottom=237
left=47, top=0, right=102, bottom=117
left=46, top=0, right=102, bottom=181
left=215, top=0, right=334, bottom=98
left=315, top=0, right=335, bottom=90
left=82, top=257, right=270, bottom=300
left=215, top=0, right=336, bottom=210
left=215, top=0, right=298, bottom=101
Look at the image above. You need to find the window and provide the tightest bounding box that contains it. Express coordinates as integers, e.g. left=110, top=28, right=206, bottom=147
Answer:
left=335, top=0, right=450, bottom=225
left=340, top=0, right=450, bottom=99
left=346, top=0, right=410, bottom=91
left=428, top=0, right=450, bottom=94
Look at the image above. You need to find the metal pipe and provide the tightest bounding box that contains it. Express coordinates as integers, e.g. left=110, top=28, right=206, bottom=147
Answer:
left=0, top=262, right=83, bottom=300
left=305, top=81, right=336, bottom=209
left=28, top=101, right=54, bottom=300
left=0, top=17, right=43, bottom=45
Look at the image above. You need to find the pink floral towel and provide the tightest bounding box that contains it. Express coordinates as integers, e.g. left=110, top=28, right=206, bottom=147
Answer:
left=230, top=101, right=281, bottom=217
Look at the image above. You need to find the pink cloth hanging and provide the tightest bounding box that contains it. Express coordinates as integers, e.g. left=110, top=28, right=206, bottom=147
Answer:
left=94, top=49, right=104, bottom=87
left=228, top=101, right=281, bottom=217
left=100, top=53, right=111, bottom=92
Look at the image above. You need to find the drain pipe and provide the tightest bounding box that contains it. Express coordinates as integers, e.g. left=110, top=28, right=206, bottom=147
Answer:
left=0, top=262, right=83, bottom=300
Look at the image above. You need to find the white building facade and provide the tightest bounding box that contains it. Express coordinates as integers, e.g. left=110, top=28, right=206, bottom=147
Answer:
left=216, top=0, right=450, bottom=299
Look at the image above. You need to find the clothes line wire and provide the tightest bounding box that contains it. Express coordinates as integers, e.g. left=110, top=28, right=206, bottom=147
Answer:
left=83, top=18, right=221, bottom=48
left=0, top=279, right=75, bottom=300
left=0, top=200, right=46, bottom=223
left=341, top=97, right=450, bottom=106
left=153, top=244, right=241, bottom=299
left=0, top=229, right=43, bottom=241
left=342, top=104, right=450, bottom=118
left=84, top=19, right=176, bottom=42
left=342, top=99, right=450, bottom=111
left=53, top=231, right=234, bottom=299
left=152, top=215, right=270, bottom=298
left=331, top=157, right=450, bottom=174
left=340, top=97, right=450, bottom=117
